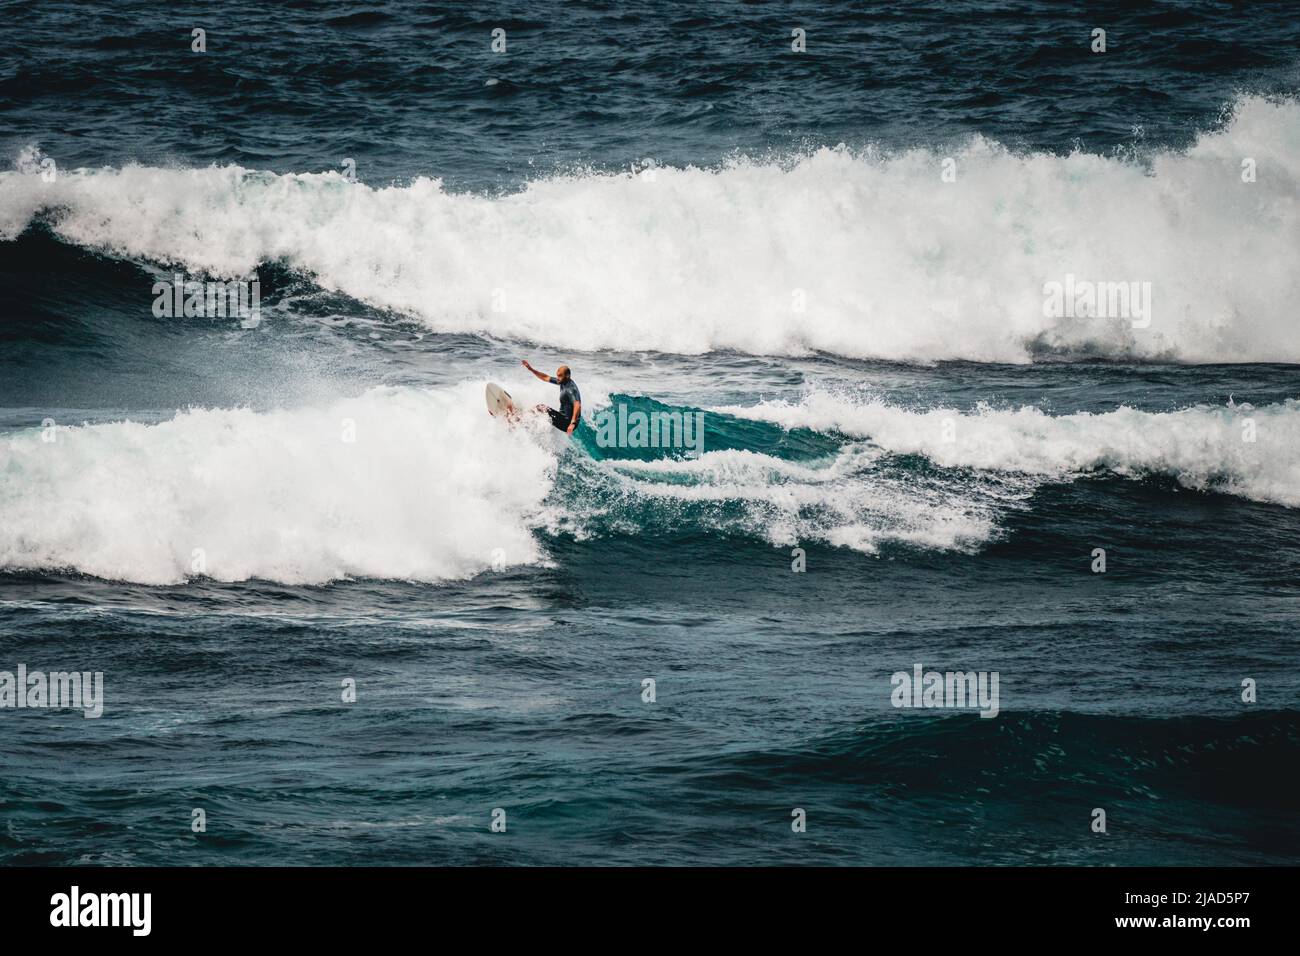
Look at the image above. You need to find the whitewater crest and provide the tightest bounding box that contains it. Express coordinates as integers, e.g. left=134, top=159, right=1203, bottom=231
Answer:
left=717, top=388, right=1300, bottom=509
left=0, top=384, right=556, bottom=585
left=2, top=95, right=1299, bottom=364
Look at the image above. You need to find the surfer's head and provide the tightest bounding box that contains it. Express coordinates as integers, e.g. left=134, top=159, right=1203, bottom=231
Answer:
left=556, top=365, right=571, bottom=381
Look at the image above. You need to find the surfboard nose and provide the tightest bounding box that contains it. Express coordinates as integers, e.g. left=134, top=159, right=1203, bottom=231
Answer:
left=485, top=382, right=516, bottom=418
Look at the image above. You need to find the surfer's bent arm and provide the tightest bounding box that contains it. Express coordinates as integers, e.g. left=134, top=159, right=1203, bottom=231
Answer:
left=568, top=400, right=581, bottom=433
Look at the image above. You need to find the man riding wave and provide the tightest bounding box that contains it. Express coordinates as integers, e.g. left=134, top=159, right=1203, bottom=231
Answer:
left=522, top=359, right=581, bottom=435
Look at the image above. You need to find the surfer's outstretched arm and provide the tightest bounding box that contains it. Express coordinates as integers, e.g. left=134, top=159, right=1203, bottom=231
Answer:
left=521, top=359, right=552, bottom=383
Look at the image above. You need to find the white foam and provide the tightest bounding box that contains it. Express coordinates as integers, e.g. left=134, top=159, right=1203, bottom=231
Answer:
left=4, top=95, right=1299, bottom=363
left=718, top=388, right=1300, bottom=507
left=0, top=383, right=556, bottom=584
left=592, top=444, right=1021, bottom=554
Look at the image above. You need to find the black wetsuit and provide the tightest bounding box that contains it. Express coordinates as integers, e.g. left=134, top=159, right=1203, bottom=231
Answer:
left=547, top=376, right=581, bottom=432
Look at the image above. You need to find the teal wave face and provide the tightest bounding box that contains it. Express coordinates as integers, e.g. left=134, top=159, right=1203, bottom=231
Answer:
left=574, top=393, right=844, bottom=463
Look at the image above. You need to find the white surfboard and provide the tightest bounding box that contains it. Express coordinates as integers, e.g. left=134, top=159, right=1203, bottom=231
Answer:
left=485, top=382, right=517, bottom=419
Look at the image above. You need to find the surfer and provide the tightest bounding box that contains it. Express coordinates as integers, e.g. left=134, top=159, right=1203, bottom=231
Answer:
left=522, top=359, right=582, bottom=435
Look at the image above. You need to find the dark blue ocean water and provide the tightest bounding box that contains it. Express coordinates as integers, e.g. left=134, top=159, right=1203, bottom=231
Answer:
left=1, top=1, right=1299, bottom=865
